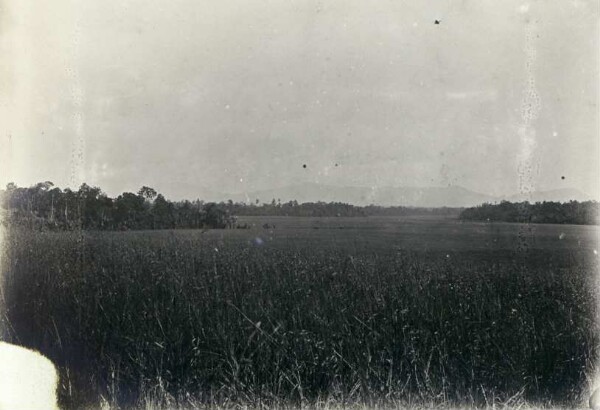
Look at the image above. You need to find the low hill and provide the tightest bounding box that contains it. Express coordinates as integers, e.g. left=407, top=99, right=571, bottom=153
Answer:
left=224, top=183, right=597, bottom=208
left=226, top=183, right=495, bottom=207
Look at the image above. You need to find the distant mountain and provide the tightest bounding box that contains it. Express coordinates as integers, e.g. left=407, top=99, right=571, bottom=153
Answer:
left=161, top=183, right=225, bottom=202
left=505, top=188, right=595, bottom=203
left=219, top=184, right=597, bottom=208
left=224, top=183, right=496, bottom=208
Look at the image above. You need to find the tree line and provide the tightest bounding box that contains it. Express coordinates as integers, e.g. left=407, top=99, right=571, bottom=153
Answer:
left=459, top=200, right=599, bottom=225
left=5, top=182, right=594, bottom=231
left=0, top=182, right=234, bottom=231
left=223, top=200, right=461, bottom=218
left=0, top=182, right=464, bottom=231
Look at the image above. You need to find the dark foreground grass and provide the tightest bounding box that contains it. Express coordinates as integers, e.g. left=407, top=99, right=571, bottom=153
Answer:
left=1, top=228, right=598, bottom=409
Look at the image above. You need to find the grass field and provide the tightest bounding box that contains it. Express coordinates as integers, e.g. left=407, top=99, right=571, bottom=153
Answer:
left=1, top=216, right=599, bottom=409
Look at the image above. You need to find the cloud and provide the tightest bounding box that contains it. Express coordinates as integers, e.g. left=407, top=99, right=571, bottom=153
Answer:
left=445, top=90, right=498, bottom=101
left=518, top=3, right=530, bottom=14
left=2, top=0, right=597, bottom=199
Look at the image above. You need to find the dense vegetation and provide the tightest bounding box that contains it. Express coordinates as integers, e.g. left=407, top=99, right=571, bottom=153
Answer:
left=229, top=201, right=461, bottom=218
left=0, top=182, right=235, bottom=230
left=1, top=228, right=597, bottom=409
left=460, top=200, right=599, bottom=225
left=0, top=182, right=461, bottom=231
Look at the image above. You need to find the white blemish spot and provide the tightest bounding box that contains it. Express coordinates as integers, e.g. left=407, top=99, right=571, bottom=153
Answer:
left=590, top=388, right=600, bottom=409
left=0, top=342, right=59, bottom=410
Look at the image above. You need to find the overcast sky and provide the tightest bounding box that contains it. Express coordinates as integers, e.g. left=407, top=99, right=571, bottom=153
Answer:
left=1, top=0, right=598, bottom=200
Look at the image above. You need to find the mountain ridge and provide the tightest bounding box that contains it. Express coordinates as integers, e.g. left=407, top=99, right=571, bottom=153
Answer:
left=215, top=183, right=594, bottom=208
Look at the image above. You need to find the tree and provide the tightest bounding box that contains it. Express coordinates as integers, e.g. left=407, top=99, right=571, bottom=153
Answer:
left=138, top=186, right=157, bottom=202
left=151, top=194, right=173, bottom=229
left=203, top=203, right=231, bottom=229
left=114, top=192, right=146, bottom=229
left=78, top=183, right=105, bottom=229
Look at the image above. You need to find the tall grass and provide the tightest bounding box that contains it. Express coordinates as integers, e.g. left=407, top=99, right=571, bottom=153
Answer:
left=1, top=229, right=598, bottom=408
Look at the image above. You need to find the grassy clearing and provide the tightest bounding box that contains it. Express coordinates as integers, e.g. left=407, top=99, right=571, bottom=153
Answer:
left=0, top=220, right=598, bottom=409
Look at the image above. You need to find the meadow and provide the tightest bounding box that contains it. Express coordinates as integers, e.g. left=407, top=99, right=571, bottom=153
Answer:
left=1, top=216, right=599, bottom=409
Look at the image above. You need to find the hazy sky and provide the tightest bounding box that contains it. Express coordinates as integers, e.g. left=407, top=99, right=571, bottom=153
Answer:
left=1, top=0, right=598, bottom=200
